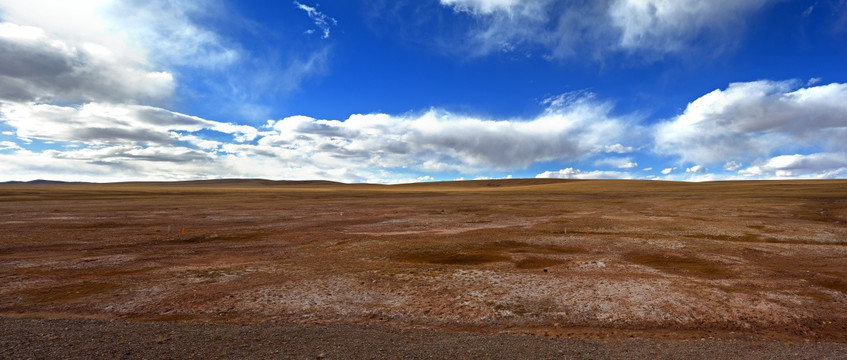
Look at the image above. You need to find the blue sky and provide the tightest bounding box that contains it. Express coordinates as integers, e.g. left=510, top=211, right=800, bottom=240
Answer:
left=0, top=0, right=845, bottom=183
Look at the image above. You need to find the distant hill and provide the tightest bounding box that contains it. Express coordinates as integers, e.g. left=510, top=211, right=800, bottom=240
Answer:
left=147, top=179, right=345, bottom=186
left=0, top=178, right=579, bottom=189
left=195, top=179, right=344, bottom=186
left=390, top=178, right=578, bottom=188
left=0, top=178, right=346, bottom=187
left=0, top=179, right=87, bottom=185
left=6, top=178, right=840, bottom=190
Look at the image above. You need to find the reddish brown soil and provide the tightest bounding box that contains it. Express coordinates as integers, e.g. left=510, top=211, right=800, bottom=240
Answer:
left=1, top=179, right=846, bottom=343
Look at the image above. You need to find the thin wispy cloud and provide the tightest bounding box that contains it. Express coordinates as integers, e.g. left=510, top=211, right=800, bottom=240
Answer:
left=436, top=0, right=780, bottom=59
left=294, top=1, right=337, bottom=39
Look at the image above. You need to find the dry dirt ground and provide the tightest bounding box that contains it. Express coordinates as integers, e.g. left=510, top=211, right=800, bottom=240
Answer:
left=1, top=179, right=846, bottom=357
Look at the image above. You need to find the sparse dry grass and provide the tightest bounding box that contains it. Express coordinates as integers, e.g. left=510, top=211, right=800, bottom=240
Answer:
left=811, top=277, right=847, bottom=294
left=625, top=252, right=729, bottom=278
left=513, top=256, right=567, bottom=269
left=15, top=282, right=120, bottom=304
left=395, top=251, right=509, bottom=265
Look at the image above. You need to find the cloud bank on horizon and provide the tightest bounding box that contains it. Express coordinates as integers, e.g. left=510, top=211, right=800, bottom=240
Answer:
left=0, top=0, right=845, bottom=183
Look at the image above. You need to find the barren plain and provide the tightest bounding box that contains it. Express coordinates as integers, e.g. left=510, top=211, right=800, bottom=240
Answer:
left=1, top=179, right=847, bottom=357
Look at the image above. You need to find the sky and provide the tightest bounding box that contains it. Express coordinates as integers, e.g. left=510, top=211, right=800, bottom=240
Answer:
left=0, top=0, right=846, bottom=183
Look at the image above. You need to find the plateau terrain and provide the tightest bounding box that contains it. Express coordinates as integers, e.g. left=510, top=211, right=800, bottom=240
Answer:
left=2, top=179, right=846, bottom=358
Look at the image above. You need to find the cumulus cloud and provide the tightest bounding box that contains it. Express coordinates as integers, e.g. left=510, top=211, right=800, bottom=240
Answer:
left=595, top=157, right=637, bottom=169
left=0, top=1, right=258, bottom=181
left=0, top=90, right=640, bottom=183
left=258, top=93, right=636, bottom=171
left=535, top=168, right=632, bottom=179
left=0, top=22, right=174, bottom=104
left=609, top=0, right=775, bottom=54
left=0, top=0, right=351, bottom=184
left=654, top=80, right=847, bottom=165
left=53, top=145, right=211, bottom=164
left=438, top=0, right=778, bottom=59
left=0, top=139, right=383, bottom=183
left=660, top=167, right=674, bottom=175
left=723, top=161, right=742, bottom=171
left=0, top=0, right=240, bottom=71
left=1, top=0, right=332, bottom=122
left=739, top=153, right=847, bottom=179
left=0, top=140, right=20, bottom=150
left=3, top=146, right=188, bottom=182
left=685, top=165, right=707, bottom=173
left=0, top=102, right=256, bottom=146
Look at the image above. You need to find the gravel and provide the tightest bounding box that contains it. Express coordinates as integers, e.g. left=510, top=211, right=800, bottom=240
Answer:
left=2, top=317, right=846, bottom=359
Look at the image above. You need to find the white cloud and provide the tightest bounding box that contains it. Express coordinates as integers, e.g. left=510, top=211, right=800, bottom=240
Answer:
left=1, top=0, right=331, bottom=122
left=594, top=143, right=636, bottom=154
left=53, top=145, right=211, bottom=164
left=257, top=93, right=635, bottom=171
left=535, top=168, right=632, bottom=179
left=654, top=80, right=847, bottom=165
left=739, top=153, right=847, bottom=179
left=278, top=47, right=331, bottom=92
left=0, top=1, right=265, bottom=181
left=595, top=157, right=637, bottom=169
left=723, top=160, right=742, bottom=171
left=0, top=102, right=256, bottom=146
left=802, top=3, right=816, bottom=18
left=0, top=0, right=119, bottom=47
left=0, top=144, right=384, bottom=183
left=609, top=0, right=775, bottom=54
left=0, top=0, right=240, bottom=71
left=0, top=140, right=20, bottom=150
left=440, top=0, right=526, bottom=14
left=642, top=167, right=652, bottom=171
left=294, top=1, right=337, bottom=39
left=685, top=165, right=707, bottom=173
left=0, top=92, right=639, bottom=183
left=660, top=167, right=674, bottom=175
left=438, top=0, right=608, bottom=58
left=107, top=0, right=241, bottom=69
left=664, top=172, right=742, bottom=182
left=0, top=22, right=174, bottom=104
